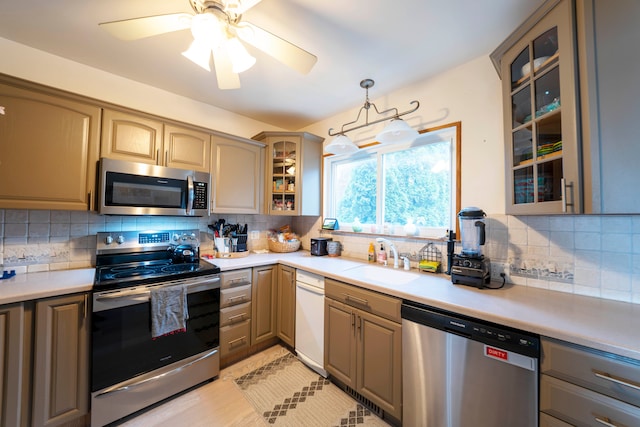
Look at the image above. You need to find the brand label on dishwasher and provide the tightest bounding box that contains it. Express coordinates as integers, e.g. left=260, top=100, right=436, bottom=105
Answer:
left=484, top=345, right=536, bottom=371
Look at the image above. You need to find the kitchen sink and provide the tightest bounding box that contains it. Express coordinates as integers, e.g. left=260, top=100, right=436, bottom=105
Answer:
left=344, top=264, right=420, bottom=285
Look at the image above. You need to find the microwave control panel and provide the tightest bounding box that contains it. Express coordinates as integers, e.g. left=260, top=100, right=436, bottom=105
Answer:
left=193, top=181, right=208, bottom=209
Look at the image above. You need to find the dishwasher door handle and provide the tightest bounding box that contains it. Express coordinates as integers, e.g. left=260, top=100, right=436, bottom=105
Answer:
left=296, top=281, right=324, bottom=296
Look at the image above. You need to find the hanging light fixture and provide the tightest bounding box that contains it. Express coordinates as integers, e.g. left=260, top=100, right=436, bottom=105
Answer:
left=326, top=79, right=420, bottom=154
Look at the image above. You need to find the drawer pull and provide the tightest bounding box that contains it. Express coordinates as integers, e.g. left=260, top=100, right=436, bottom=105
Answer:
left=594, top=416, right=621, bottom=427
left=228, top=295, right=246, bottom=303
left=228, top=313, right=247, bottom=323
left=594, top=371, right=640, bottom=391
left=342, top=293, right=368, bottom=306
left=229, top=336, right=247, bottom=348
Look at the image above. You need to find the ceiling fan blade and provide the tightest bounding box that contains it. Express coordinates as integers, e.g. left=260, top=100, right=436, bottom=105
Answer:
left=213, top=47, right=241, bottom=90
left=99, top=13, right=192, bottom=40
left=235, top=22, right=317, bottom=74
left=225, top=0, right=263, bottom=14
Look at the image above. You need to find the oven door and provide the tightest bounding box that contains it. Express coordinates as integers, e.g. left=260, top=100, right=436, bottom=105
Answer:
left=91, top=275, right=220, bottom=393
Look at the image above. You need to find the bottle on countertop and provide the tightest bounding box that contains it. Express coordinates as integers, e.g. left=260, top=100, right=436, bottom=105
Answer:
left=377, top=243, right=387, bottom=264
left=368, top=242, right=375, bottom=262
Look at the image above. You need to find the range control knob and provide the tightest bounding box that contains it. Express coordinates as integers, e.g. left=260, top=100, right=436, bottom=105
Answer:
left=105, top=235, right=113, bottom=245
left=116, top=235, right=125, bottom=244
left=172, top=234, right=181, bottom=242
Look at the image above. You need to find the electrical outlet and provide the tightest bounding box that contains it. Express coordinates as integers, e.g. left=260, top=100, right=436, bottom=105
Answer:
left=250, top=231, right=260, bottom=240
left=490, top=262, right=509, bottom=281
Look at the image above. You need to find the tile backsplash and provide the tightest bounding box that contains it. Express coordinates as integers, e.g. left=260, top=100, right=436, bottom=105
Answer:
left=1, top=209, right=639, bottom=305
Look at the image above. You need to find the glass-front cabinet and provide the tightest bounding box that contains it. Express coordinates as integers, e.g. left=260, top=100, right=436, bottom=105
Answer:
left=252, top=131, right=324, bottom=216
left=271, top=139, right=298, bottom=212
left=496, top=0, right=580, bottom=214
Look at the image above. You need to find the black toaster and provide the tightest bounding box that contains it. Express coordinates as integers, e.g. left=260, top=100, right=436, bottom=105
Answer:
left=310, top=237, right=332, bottom=256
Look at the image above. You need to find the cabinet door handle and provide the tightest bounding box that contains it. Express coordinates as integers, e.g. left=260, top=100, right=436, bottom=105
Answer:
left=156, top=149, right=160, bottom=165
left=351, top=312, right=356, bottom=336
left=594, top=416, right=621, bottom=427
left=593, top=371, right=640, bottom=391
left=358, top=315, right=363, bottom=340
left=561, top=178, right=574, bottom=213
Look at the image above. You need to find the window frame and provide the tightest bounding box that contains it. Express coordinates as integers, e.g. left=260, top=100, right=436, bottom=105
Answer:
left=323, top=121, right=461, bottom=239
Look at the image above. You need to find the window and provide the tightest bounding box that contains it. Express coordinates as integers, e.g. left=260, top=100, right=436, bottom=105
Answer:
left=324, top=122, right=461, bottom=238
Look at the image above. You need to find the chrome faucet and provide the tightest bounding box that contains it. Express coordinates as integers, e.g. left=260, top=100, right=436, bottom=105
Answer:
left=376, top=237, right=399, bottom=269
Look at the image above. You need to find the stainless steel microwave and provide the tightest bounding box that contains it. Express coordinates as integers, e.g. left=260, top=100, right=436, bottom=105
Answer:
left=98, top=158, right=210, bottom=216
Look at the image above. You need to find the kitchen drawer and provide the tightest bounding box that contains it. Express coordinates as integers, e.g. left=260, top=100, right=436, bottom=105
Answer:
left=539, top=413, right=573, bottom=427
left=542, top=337, right=640, bottom=407
left=220, top=320, right=251, bottom=356
left=221, top=268, right=252, bottom=289
left=220, top=284, right=251, bottom=308
left=220, top=302, right=251, bottom=326
left=540, top=375, right=640, bottom=426
left=325, top=279, right=401, bottom=323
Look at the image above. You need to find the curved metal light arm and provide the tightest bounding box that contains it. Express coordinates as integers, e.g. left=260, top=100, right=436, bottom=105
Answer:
left=328, top=100, right=419, bottom=136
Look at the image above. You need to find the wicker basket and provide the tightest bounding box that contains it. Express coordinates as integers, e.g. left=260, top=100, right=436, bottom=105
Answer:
left=268, top=239, right=301, bottom=253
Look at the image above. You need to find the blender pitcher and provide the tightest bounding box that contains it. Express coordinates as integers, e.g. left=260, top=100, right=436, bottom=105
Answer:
left=458, top=207, right=487, bottom=257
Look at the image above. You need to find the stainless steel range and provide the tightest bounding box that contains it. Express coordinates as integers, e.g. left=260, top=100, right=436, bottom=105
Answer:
left=91, top=229, right=221, bottom=427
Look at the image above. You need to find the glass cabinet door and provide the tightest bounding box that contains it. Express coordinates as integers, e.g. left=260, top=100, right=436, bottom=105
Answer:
left=270, top=140, right=297, bottom=213
left=509, top=26, right=563, bottom=207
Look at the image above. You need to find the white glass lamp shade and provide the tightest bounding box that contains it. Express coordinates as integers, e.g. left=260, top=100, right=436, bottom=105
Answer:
left=324, top=134, right=359, bottom=155
left=224, top=37, right=256, bottom=73
left=182, top=39, right=212, bottom=71
left=376, top=118, right=419, bottom=143
left=190, top=13, right=224, bottom=49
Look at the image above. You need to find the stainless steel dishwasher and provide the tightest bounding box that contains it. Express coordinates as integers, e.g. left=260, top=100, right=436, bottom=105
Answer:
left=402, top=301, right=540, bottom=427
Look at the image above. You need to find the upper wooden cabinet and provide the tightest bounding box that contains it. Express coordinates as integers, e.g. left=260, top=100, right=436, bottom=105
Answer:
left=492, top=0, right=640, bottom=214
left=0, top=78, right=101, bottom=211
left=577, top=0, right=640, bottom=213
left=492, top=0, right=579, bottom=214
left=101, top=109, right=210, bottom=173
left=211, top=134, right=264, bottom=214
left=252, top=131, right=324, bottom=216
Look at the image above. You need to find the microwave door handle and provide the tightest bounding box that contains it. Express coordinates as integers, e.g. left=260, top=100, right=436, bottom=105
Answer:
left=186, top=175, right=194, bottom=215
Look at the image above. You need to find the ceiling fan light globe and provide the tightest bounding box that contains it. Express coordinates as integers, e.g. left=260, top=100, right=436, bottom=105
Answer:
left=182, top=40, right=212, bottom=71
left=324, top=134, right=359, bottom=155
left=190, top=13, right=224, bottom=49
left=376, top=118, right=419, bottom=144
left=225, top=37, right=256, bottom=73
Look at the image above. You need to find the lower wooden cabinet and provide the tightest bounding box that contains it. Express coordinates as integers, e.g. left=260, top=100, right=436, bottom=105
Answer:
left=1, top=294, right=89, bottom=427
left=276, top=265, right=296, bottom=347
left=0, top=303, right=27, bottom=427
left=252, top=265, right=277, bottom=344
left=32, top=293, right=89, bottom=427
left=540, top=337, right=640, bottom=426
left=324, top=279, right=402, bottom=421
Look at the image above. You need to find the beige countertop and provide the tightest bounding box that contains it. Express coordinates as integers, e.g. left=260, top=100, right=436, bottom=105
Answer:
left=3, top=251, right=639, bottom=360
left=0, top=268, right=95, bottom=305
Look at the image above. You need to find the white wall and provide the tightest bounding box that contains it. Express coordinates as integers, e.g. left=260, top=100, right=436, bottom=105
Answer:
left=0, top=37, right=281, bottom=138
left=302, top=54, right=507, bottom=215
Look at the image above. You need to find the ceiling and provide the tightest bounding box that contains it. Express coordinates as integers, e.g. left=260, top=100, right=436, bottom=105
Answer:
left=0, top=0, right=543, bottom=130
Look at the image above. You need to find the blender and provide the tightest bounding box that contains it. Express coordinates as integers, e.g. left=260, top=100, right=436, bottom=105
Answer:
left=450, top=207, right=491, bottom=288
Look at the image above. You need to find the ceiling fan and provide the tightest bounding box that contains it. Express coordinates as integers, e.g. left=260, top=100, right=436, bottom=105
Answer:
left=99, top=0, right=317, bottom=89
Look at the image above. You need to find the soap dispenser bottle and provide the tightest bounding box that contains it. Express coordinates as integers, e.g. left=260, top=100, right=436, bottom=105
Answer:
left=368, top=242, right=376, bottom=262
left=377, top=243, right=387, bottom=264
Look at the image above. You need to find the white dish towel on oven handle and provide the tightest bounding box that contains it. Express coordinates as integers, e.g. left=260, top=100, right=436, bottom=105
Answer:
left=150, top=284, right=189, bottom=339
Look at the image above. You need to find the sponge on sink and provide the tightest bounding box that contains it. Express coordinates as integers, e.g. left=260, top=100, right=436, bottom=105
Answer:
left=419, top=260, right=441, bottom=273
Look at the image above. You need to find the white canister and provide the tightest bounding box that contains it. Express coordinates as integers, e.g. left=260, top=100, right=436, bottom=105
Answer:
left=326, top=241, right=342, bottom=257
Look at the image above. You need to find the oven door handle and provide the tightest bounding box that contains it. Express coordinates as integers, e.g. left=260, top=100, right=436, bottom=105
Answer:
left=94, top=348, right=218, bottom=398
left=94, top=276, right=221, bottom=304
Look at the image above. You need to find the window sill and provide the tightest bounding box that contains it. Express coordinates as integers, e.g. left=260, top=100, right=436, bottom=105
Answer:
left=318, top=229, right=447, bottom=242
